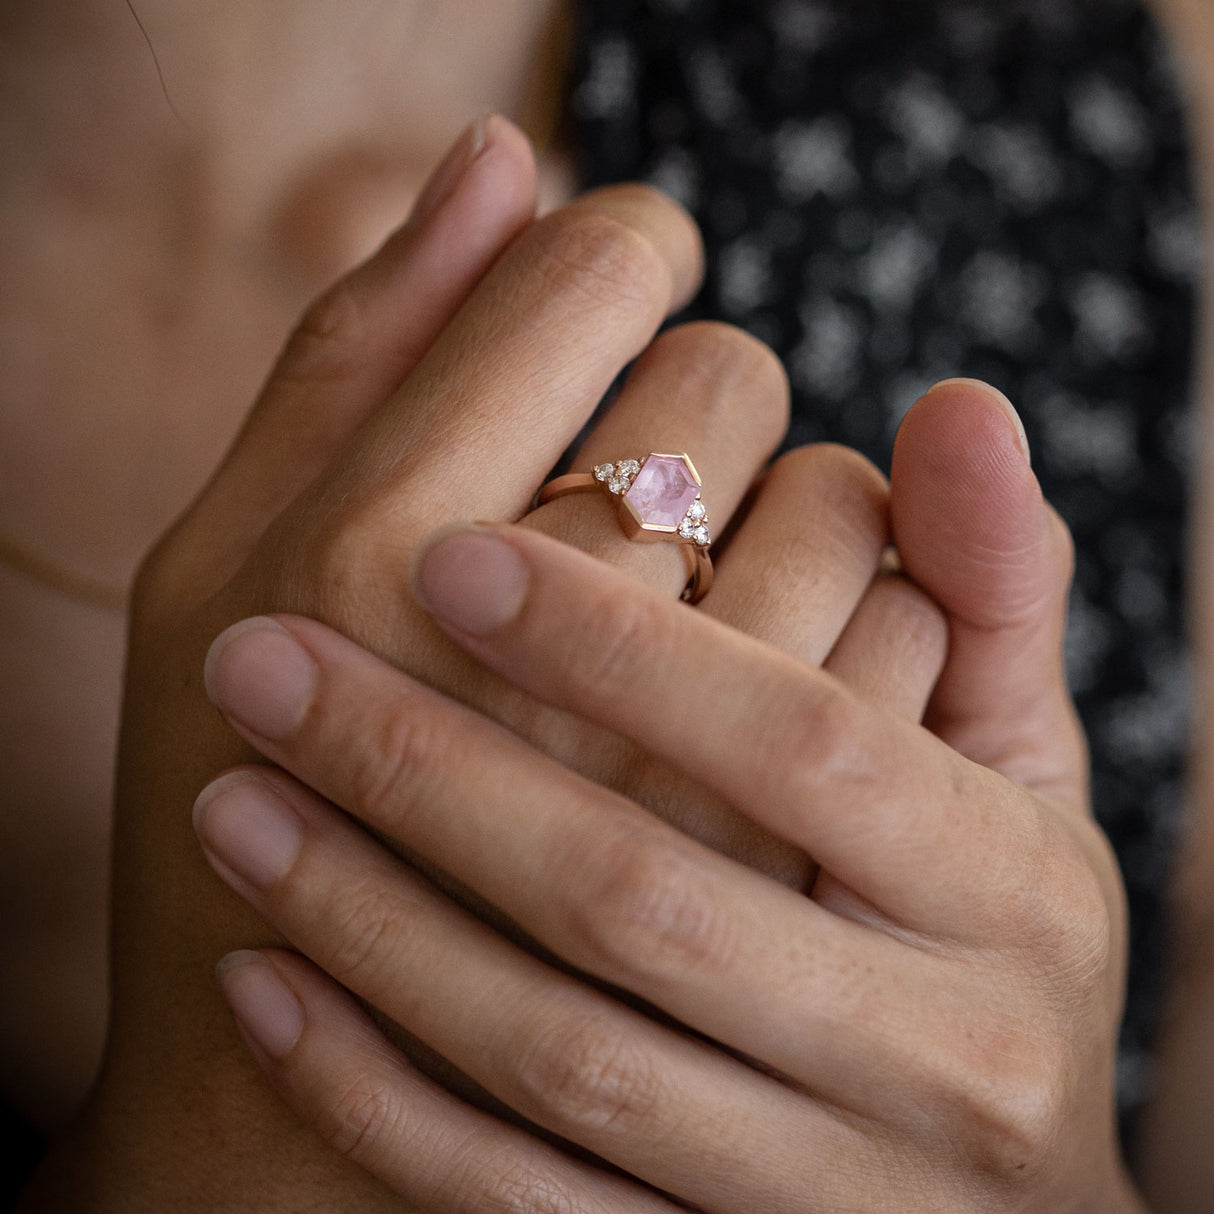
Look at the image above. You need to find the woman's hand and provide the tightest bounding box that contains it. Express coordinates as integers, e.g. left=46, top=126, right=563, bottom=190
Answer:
left=192, top=392, right=1146, bottom=1212
left=32, top=114, right=951, bottom=1210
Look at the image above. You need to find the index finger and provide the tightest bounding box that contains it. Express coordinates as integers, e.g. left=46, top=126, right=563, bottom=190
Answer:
left=291, top=182, right=704, bottom=541
left=409, top=522, right=1054, bottom=939
left=167, top=115, right=540, bottom=598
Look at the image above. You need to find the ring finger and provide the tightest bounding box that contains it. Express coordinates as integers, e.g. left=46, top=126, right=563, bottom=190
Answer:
left=523, top=320, right=788, bottom=600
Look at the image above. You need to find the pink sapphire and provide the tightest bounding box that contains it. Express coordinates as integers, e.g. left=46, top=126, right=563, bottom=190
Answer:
left=624, top=454, right=701, bottom=529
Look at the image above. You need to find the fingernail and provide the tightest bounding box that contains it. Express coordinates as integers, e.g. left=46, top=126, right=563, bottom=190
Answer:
left=216, top=951, right=304, bottom=1060
left=409, top=114, right=489, bottom=227
left=929, top=378, right=1031, bottom=465
left=204, top=617, right=317, bottom=741
left=411, top=525, right=530, bottom=636
left=194, top=771, right=303, bottom=889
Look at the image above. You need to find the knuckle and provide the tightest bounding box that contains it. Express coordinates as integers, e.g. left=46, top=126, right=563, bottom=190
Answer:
left=1004, top=821, right=1113, bottom=976
left=511, top=1013, right=663, bottom=1138
left=533, top=210, right=669, bottom=308
left=1023, top=862, right=1114, bottom=996
left=488, top=1171, right=580, bottom=1214
left=318, top=876, right=404, bottom=986
left=551, top=584, right=661, bottom=705
left=321, top=1071, right=406, bottom=1163
left=572, top=830, right=729, bottom=978
left=287, top=518, right=367, bottom=617
left=768, top=444, right=891, bottom=557
left=345, top=700, right=443, bottom=829
left=450, top=1151, right=583, bottom=1214
left=657, top=321, right=791, bottom=447
left=940, top=1034, right=1070, bottom=1188
left=287, top=495, right=412, bottom=612
left=768, top=684, right=883, bottom=819
left=276, top=281, right=368, bottom=386
left=771, top=442, right=890, bottom=517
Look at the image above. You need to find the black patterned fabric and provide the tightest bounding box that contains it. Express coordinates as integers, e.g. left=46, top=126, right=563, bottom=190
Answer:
left=567, top=0, right=1200, bottom=1134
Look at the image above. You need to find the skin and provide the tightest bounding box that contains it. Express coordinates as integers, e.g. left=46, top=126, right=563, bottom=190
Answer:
left=22, top=96, right=1146, bottom=1205
left=19, top=113, right=964, bottom=1210
left=2, top=0, right=1211, bottom=1206
left=191, top=482, right=1138, bottom=1210
left=0, top=0, right=574, bottom=1130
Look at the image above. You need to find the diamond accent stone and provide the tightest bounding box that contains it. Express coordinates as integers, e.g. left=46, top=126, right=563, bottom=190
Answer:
left=677, top=519, right=696, bottom=539
left=691, top=524, right=710, bottom=547
left=687, top=499, right=707, bottom=523
left=623, top=454, right=701, bottom=529
left=594, top=463, right=614, bottom=482
left=608, top=476, right=628, bottom=494
left=619, top=459, right=641, bottom=476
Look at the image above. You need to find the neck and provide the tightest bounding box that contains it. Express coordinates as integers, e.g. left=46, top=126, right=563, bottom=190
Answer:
left=2, top=1, right=570, bottom=270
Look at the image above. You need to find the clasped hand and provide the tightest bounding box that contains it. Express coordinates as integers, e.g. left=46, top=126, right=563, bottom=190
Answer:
left=93, top=116, right=1140, bottom=1212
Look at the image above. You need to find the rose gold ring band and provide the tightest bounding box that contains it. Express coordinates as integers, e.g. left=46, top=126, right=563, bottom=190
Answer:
left=536, top=453, right=714, bottom=604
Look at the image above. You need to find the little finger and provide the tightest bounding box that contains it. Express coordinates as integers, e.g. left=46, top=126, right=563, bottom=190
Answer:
left=216, top=948, right=683, bottom=1213
left=704, top=444, right=891, bottom=663
left=822, top=570, right=948, bottom=721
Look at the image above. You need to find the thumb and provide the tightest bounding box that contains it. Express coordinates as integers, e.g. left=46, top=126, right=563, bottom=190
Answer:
left=890, top=378, right=1088, bottom=812
left=150, top=115, right=540, bottom=602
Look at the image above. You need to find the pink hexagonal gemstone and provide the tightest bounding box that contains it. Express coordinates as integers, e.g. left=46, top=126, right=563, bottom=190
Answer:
left=624, top=454, right=700, bottom=529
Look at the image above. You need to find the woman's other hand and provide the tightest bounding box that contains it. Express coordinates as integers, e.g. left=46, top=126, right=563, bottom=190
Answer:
left=193, top=386, right=1146, bottom=1212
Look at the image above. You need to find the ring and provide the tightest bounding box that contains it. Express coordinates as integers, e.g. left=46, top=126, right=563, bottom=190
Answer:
left=536, top=452, right=714, bottom=604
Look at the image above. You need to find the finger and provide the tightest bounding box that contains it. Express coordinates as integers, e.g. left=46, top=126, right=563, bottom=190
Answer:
left=199, top=623, right=955, bottom=1121
left=167, top=115, right=540, bottom=594
left=630, top=443, right=931, bottom=891
left=195, top=770, right=880, bottom=1211
left=489, top=323, right=786, bottom=881
left=812, top=574, right=949, bottom=915
left=704, top=444, right=892, bottom=662
left=289, top=182, right=704, bottom=554
left=694, top=443, right=945, bottom=718
left=403, top=523, right=1046, bottom=935
left=822, top=570, right=948, bottom=720
left=523, top=321, right=788, bottom=600
left=198, top=622, right=1031, bottom=1185
left=216, top=948, right=683, bottom=1213
left=889, top=379, right=1088, bottom=811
